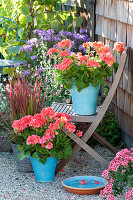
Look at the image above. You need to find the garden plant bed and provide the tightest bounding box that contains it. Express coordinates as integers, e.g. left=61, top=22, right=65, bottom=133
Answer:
left=0, top=145, right=126, bottom=200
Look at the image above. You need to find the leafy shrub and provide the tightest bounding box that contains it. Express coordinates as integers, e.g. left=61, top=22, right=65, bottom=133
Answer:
left=87, top=111, right=124, bottom=147
left=96, top=111, right=123, bottom=147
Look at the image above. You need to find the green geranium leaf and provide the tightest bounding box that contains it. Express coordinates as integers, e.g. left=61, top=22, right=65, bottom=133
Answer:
left=32, top=152, right=38, bottom=159
left=18, top=151, right=25, bottom=160
left=17, top=145, right=24, bottom=152
left=25, top=151, right=30, bottom=158
left=39, top=156, right=47, bottom=164
left=63, top=144, right=72, bottom=159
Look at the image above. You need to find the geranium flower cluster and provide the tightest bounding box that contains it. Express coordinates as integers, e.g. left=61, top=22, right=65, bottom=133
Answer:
left=12, top=107, right=82, bottom=156
left=57, top=57, right=74, bottom=71
left=47, top=39, right=125, bottom=92
left=100, top=148, right=133, bottom=200
left=113, top=42, right=125, bottom=55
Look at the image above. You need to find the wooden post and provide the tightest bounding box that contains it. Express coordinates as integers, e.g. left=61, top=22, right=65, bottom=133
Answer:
left=89, top=0, right=95, bottom=41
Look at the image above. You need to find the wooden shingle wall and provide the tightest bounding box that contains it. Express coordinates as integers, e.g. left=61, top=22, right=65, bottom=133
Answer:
left=95, top=0, right=133, bottom=147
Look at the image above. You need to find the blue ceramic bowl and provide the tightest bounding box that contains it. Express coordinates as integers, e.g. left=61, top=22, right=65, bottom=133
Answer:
left=62, top=176, right=108, bottom=195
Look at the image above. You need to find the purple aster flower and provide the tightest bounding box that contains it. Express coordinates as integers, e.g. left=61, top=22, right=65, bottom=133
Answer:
left=82, top=34, right=90, bottom=42
left=38, top=29, right=47, bottom=37
left=14, top=62, right=21, bottom=68
left=62, top=31, right=73, bottom=37
left=31, top=55, right=37, bottom=60
left=59, top=30, right=65, bottom=36
left=38, top=67, right=44, bottom=73
left=26, top=38, right=38, bottom=45
left=47, top=29, right=55, bottom=35
left=70, top=41, right=75, bottom=46
left=23, top=70, right=30, bottom=76
left=73, top=33, right=83, bottom=40
left=20, top=45, right=32, bottom=52
left=53, top=44, right=57, bottom=48
left=43, top=35, right=51, bottom=41
left=79, top=28, right=87, bottom=34
left=53, top=34, right=60, bottom=42
left=78, top=44, right=86, bottom=52
left=22, top=61, right=28, bottom=66
left=33, top=29, right=40, bottom=34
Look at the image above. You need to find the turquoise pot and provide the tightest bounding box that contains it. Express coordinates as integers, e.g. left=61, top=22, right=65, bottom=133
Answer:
left=71, top=84, right=100, bottom=115
left=30, top=157, right=57, bottom=182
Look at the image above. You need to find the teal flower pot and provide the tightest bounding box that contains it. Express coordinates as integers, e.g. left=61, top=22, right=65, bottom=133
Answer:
left=71, top=84, right=100, bottom=115
left=30, top=157, right=57, bottom=182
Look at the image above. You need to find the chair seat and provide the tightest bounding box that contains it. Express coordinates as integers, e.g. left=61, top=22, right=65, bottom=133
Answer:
left=51, top=102, right=101, bottom=123
left=0, top=59, right=16, bottom=68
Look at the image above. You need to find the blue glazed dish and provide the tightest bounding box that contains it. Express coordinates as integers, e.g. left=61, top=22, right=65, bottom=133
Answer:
left=62, top=176, right=108, bottom=195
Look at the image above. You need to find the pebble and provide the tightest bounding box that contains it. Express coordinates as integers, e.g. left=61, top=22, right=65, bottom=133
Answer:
left=0, top=145, right=125, bottom=200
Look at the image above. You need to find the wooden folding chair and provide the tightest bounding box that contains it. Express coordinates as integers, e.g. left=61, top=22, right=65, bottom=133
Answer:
left=51, top=49, right=127, bottom=174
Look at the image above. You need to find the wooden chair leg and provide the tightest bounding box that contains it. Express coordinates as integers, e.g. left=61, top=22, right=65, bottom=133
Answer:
left=55, top=143, right=81, bottom=174
left=93, top=132, right=117, bottom=154
left=56, top=132, right=109, bottom=174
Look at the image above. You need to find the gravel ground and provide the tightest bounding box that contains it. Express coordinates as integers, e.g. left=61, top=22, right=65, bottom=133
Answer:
left=0, top=145, right=124, bottom=200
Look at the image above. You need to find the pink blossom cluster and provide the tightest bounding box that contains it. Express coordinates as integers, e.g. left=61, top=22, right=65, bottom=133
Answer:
left=47, top=48, right=58, bottom=56
left=12, top=107, right=83, bottom=150
left=57, top=58, right=74, bottom=71
left=113, top=42, right=125, bottom=54
left=78, top=56, right=100, bottom=67
left=125, top=188, right=133, bottom=200
left=100, top=52, right=115, bottom=66
left=87, top=59, right=100, bottom=67
left=100, top=148, right=133, bottom=200
left=57, top=39, right=72, bottom=49
left=60, top=51, right=70, bottom=57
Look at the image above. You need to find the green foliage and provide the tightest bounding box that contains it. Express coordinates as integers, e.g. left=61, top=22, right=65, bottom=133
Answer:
left=96, top=111, right=123, bottom=147
left=18, top=151, right=25, bottom=160
left=0, top=0, right=76, bottom=40
left=87, top=111, right=125, bottom=147
left=113, top=62, right=119, bottom=73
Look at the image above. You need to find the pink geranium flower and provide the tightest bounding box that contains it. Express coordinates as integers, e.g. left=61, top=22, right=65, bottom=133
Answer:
left=27, top=135, right=40, bottom=145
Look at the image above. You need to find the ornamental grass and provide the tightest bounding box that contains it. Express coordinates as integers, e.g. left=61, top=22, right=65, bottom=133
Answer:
left=0, top=76, right=46, bottom=137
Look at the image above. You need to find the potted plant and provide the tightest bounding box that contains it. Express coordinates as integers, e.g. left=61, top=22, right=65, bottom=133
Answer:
left=12, top=107, right=82, bottom=182
left=47, top=40, right=125, bottom=115
left=100, top=148, right=133, bottom=200
left=0, top=75, right=46, bottom=171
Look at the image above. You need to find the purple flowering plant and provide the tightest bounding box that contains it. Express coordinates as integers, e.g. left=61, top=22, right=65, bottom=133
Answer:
left=14, top=29, right=90, bottom=106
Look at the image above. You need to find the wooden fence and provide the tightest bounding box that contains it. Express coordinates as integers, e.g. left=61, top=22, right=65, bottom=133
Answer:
left=95, top=0, right=133, bottom=148
left=63, top=0, right=133, bottom=147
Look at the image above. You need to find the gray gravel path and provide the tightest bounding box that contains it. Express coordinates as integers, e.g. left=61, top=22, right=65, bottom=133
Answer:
left=0, top=145, right=123, bottom=200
